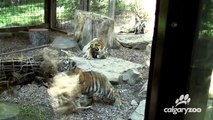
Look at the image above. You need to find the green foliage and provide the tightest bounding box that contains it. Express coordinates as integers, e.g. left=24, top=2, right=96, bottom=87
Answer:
left=0, top=0, right=43, bottom=7
left=57, top=0, right=78, bottom=20
left=89, top=0, right=130, bottom=16
left=199, top=0, right=213, bottom=38
left=115, top=0, right=130, bottom=15
left=90, top=0, right=108, bottom=15
left=0, top=2, right=44, bottom=27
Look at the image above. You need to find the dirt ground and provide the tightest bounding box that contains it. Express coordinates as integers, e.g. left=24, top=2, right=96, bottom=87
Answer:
left=0, top=30, right=150, bottom=120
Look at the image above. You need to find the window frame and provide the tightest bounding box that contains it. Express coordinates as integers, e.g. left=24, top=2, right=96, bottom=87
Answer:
left=144, top=0, right=207, bottom=119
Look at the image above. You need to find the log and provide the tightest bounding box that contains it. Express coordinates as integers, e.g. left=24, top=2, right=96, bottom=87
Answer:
left=29, top=28, right=49, bottom=46
left=0, top=57, right=42, bottom=81
left=0, top=32, right=13, bottom=38
left=0, top=44, right=49, bottom=56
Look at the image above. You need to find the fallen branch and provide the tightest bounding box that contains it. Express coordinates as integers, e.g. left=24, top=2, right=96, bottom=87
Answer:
left=0, top=44, right=49, bottom=56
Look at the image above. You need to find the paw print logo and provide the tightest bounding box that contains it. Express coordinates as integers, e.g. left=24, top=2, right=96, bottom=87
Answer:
left=175, top=94, right=191, bottom=107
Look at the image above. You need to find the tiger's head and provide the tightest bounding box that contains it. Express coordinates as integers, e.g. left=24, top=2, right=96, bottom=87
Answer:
left=82, top=37, right=109, bottom=59
left=90, top=45, right=108, bottom=59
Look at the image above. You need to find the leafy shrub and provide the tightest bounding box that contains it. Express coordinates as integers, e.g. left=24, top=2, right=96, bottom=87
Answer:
left=90, top=0, right=130, bottom=16
left=199, top=0, right=213, bottom=38
left=115, top=0, right=130, bottom=15
left=90, top=0, right=108, bottom=15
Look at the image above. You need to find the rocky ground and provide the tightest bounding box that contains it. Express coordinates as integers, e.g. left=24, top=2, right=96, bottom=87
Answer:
left=0, top=30, right=151, bottom=120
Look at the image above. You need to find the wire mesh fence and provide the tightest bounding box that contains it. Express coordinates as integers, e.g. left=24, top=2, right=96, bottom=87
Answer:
left=56, top=0, right=78, bottom=32
left=54, top=0, right=135, bottom=32
left=55, top=0, right=111, bottom=32
left=0, top=0, right=45, bottom=28
left=89, top=0, right=109, bottom=16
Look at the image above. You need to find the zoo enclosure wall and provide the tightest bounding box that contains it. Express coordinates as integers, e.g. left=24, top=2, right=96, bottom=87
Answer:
left=0, top=0, right=148, bottom=33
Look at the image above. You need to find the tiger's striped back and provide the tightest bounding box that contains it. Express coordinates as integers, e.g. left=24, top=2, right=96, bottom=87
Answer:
left=78, top=70, right=120, bottom=104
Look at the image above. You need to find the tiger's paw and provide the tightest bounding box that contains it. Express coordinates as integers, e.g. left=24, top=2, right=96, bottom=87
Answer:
left=87, top=56, right=94, bottom=60
left=83, top=54, right=94, bottom=60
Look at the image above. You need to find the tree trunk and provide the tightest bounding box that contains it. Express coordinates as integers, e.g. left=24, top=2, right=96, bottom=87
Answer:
left=77, top=0, right=89, bottom=11
left=108, top=0, right=115, bottom=20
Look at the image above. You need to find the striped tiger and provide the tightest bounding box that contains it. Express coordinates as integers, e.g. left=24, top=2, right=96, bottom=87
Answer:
left=48, top=71, right=93, bottom=114
left=48, top=67, right=122, bottom=114
left=82, top=37, right=108, bottom=59
left=78, top=70, right=122, bottom=106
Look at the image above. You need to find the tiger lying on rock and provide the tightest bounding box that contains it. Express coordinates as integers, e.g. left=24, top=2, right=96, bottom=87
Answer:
left=48, top=66, right=122, bottom=114
left=82, top=37, right=109, bottom=60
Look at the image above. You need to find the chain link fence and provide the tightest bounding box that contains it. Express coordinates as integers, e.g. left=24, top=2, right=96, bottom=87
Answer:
left=0, top=0, right=45, bottom=28
left=54, top=0, right=146, bottom=32
left=56, top=0, right=78, bottom=32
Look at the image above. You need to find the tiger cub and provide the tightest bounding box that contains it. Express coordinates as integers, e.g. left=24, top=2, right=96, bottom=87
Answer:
left=82, top=37, right=108, bottom=60
left=48, top=67, right=122, bottom=114
left=48, top=71, right=92, bottom=114
left=78, top=70, right=122, bottom=106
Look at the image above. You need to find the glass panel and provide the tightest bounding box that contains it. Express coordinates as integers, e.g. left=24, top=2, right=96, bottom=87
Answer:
left=0, top=0, right=156, bottom=120
left=197, top=0, right=213, bottom=119
left=187, top=0, right=213, bottom=119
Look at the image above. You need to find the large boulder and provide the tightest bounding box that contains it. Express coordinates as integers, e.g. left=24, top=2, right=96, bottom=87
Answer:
left=71, top=56, right=143, bottom=84
left=74, top=10, right=120, bottom=49
left=116, top=33, right=152, bottom=50
left=129, top=100, right=146, bottom=120
left=119, top=68, right=143, bottom=86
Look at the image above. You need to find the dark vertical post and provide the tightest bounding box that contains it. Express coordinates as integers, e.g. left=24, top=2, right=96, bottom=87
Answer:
left=88, top=0, right=90, bottom=11
left=50, top=0, right=56, bottom=28
left=44, top=0, right=50, bottom=26
left=78, top=0, right=89, bottom=11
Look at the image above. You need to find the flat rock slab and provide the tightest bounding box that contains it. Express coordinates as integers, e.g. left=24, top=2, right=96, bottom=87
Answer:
left=116, top=33, right=152, bottom=50
left=129, top=100, right=146, bottom=120
left=50, top=36, right=77, bottom=49
left=71, top=56, right=143, bottom=83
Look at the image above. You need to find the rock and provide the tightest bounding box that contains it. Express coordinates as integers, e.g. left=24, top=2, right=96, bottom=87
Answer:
left=71, top=56, right=143, bottom=84
left=139, top=80, right=148, bottom=98
left=145, top=43, right=152, bottom=56
left=116, top=33, right=152, bottom=50
left=129, top=100, right=146, bottom=120
left=80, top=18, right=93, bottom=49
left=120, top=68, right=143, bottom=85
left=144, top=42, right=152, bottom=66
left=29, top=28, right=49, bottom=46
left=111, top=33, right=122, bottom=49
left=131, top=100, right=138, bottom=106
left=50, top=36, right=78, bottom=49
left=74, top=10, right=119, bottom=49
